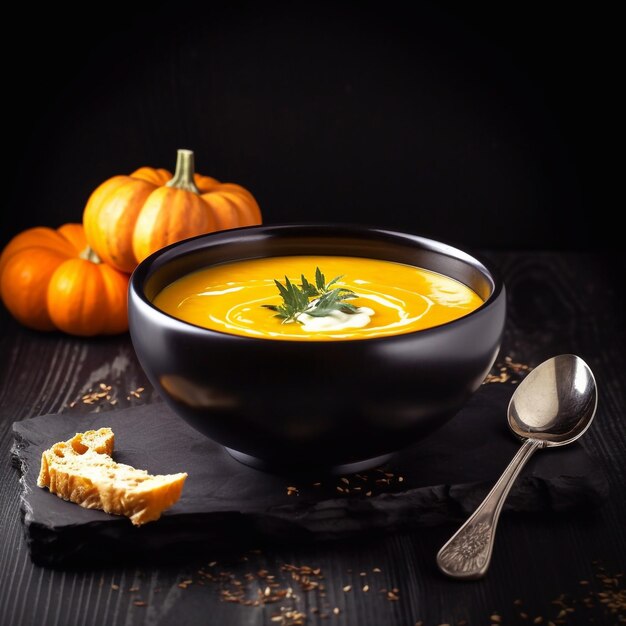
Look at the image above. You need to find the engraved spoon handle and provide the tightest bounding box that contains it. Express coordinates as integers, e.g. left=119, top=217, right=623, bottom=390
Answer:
left=436, top=438, right=543, bottom=579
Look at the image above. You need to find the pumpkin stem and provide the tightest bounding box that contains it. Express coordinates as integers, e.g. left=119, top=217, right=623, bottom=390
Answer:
left=166, top=149, right=200, bottom=193
left=79, top=246, right=102, bottom=263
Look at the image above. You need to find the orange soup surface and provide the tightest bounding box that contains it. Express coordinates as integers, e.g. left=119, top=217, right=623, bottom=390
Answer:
left=153, top=256, right=484, bottom=341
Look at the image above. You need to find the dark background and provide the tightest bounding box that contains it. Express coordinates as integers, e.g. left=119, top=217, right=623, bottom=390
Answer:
left=1, top=7, right=625, bottom=623
left=2, top=1, right=614, bottom=251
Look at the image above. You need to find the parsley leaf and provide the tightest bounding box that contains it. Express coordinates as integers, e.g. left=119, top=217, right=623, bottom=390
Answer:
left=262, top=267, right=359, bottom=324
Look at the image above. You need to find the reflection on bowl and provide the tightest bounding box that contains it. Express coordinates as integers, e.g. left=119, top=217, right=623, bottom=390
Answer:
left=128, top=224, right=506, bottom=473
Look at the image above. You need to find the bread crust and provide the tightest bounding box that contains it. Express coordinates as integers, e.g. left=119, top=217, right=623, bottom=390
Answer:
left=37, top=427, right=187, bottom=526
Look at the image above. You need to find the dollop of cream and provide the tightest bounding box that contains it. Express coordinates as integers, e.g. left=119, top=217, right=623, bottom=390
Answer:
left=295, top=306, right=375, bottom=332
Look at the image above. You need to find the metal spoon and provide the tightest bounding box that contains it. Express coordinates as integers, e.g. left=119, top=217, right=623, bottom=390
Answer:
left=436, top=354, right=598, bottom=580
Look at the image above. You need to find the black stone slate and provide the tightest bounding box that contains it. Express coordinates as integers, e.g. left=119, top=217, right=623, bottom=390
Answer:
left=12, top=384, right=608, bottom=566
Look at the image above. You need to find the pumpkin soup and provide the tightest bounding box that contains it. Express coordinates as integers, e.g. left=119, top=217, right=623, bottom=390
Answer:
left=153, top=256, right=483, bottom=341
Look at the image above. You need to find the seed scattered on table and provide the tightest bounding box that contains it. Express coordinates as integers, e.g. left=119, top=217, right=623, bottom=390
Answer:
left=271, top=609, right=307, bottom=625
left=127, top=386, right=145, bottom=400
left=484, top=356, right=532, bottom=384
left=71, top=383, right=116, bottom=407
left=484, top=371, right=511, bottom=384
left=289, top=465, right=410, bottom=500
left=188, top=554, right=626, bottom=625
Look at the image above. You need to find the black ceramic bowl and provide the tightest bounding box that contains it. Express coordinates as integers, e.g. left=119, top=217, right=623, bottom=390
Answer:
left=129, top=225, right=505, bottom=473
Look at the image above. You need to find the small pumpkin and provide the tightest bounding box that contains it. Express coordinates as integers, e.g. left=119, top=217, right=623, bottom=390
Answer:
left=83, top=149, right=262, bottom=273
left=0, top=224, right=129, bottom=336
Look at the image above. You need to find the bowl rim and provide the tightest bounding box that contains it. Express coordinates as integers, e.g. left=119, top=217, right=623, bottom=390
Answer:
left=129, top=223, right=505, bottom=344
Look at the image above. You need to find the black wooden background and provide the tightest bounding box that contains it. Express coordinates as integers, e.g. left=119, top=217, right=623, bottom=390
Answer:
left=2, top=1, right=617, bottom=250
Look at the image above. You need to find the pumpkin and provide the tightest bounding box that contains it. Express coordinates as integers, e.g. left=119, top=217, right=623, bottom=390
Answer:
left=0, top=224, right=129, bottom=336
left=83, top=149, right=262, bottom=273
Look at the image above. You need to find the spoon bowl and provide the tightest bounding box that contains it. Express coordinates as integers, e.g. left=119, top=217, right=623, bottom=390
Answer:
left=437, top=354, right=598, bottom=579
left=508, top=354, right=598, bottom=446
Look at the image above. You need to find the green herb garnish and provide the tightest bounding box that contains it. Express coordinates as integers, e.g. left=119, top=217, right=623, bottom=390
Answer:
left=262, top=267, right=359, bottom=324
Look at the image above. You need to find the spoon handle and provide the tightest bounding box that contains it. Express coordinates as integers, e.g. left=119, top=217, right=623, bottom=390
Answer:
left=436, top=438, right=543, bottom=579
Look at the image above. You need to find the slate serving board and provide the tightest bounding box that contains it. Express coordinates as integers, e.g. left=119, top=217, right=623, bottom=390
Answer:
left=12, top=384, right=607, bottom=566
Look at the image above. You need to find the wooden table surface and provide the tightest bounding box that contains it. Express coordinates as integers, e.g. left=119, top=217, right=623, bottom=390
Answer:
left=1, top=251, right=624, bottom=626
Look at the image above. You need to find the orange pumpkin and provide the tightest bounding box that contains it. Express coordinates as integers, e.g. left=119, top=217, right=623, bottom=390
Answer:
left=83, top=149, right=262, bottom=273
left=0, top=224, right=129, bottom=336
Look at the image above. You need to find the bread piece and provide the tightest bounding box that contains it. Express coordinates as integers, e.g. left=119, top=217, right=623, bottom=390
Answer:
left=37, top=427, right=187, bottom=526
